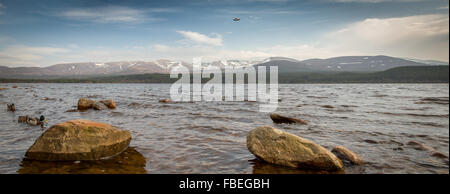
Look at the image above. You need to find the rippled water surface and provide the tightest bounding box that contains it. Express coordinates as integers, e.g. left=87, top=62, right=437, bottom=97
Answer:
left=0, top=83, right=448, bottom=174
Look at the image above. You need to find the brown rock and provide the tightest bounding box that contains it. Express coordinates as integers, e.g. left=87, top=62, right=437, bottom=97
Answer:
left=269, top=113, right=308, bottom=125
left=100, top=100, right=116, bottom=109
left=159, top=98, right=170, bottom=103
left=77, top=98, right=95, bottom=110
left=12, top=85, right=18, bottom=88
left=364, top=139, right=378, bottom=144
left=25, top=120, right=132, bottom=161
left=431, top=152, right=449, bottom=159
left=331, top=146, right=363, bottom=165
left=247, top=126, right=344, bottom=171
left=93, top=101, right=108, bottom=110
left=322, top=105, right=335, bottom=109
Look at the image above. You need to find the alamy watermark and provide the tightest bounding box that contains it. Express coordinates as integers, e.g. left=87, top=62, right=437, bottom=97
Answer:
left=169, top=57, right=278, bottom=112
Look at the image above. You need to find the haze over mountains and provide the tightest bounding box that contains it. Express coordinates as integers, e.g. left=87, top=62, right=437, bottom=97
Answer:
left=0, top=55, right=448, bottom=78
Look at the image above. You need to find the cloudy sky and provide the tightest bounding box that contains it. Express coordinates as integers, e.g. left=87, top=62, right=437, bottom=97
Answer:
left=0, top=0, right=448, bottom=67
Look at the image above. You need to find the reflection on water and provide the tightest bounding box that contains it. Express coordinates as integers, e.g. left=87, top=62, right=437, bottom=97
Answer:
left=18, top=147, right=146, bottom=174
left=0, top=83, right=449, bottom=174
left=250, top=159, right=345, bottom=174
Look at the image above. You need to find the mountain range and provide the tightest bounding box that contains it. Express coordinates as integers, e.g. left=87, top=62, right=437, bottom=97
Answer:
left=0, top=55, right=448, bottom=78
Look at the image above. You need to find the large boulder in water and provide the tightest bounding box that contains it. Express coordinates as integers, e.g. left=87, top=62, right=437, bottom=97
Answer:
left=247, top=126, right=344, bottom=171
left=77, top=98, right=95, bottom=110
left=269, top=113, right=308, bottom=125
left=25, top=120, right=131, bottom=161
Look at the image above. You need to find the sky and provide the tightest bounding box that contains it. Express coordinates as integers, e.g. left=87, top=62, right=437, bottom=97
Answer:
left=0, top=0, right=448, bottom=67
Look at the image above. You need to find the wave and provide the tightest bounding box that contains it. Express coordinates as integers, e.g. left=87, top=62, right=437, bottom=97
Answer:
left=368, top=111, right=449, bottom=118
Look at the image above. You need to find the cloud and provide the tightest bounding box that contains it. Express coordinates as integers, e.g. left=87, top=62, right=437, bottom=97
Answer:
left=0, top=45, right=70, bottom=67
left=176, top=31, right=223, bottom=46
left=153, top=14, right=449, bottom=62
left=0, top=3, right=5, bottom=15
left=0, top=35, right=13, bottom=43
left=322, top=14, right=449, bottom=61
left=1, top=13, right=448, bottom=67
left=60, top=6, right=168, bottom=23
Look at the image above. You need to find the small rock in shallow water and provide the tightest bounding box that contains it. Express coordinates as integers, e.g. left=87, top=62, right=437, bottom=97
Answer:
left=322, top=105, right=335, bottom=109
left=99, top=100, right=116, bottom=109
left=77, top=98, right=95, bottom=110
left=247, top=126, right=344, bottom=171
left=93, top=101, right=108, bottom=110
left=364, top=139, right=378, bottom=144
left=269, top=113, right=308, bottom=125
left=431, top=152, right=449, bottom=159
left=331, top=146, right=363, bottom=165
left=159, top=98, right=170, bottom=103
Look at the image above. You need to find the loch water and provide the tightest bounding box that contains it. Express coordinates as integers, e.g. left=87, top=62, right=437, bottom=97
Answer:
left=0, top=83, right=448, bottom=174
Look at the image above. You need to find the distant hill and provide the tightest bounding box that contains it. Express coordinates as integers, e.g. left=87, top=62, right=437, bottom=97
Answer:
left=277, top=65, right=449, bottom=83
left=0, top=60, right=191, bottom=78
left=237, top=55, right=447, bottom=73
left=255, top=57, right=312, bottom=72
left=300, top=55, right=436, bottom=72
left=402, top=58, right=449, bottom=66
left=1, top=66, right=448, bottom=83
left=0, top=55, right=447, bottom=78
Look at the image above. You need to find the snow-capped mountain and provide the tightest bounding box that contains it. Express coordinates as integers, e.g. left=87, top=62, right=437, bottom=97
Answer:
left=257, top=55, right=446, bottom=72
left=300, top=55, right=438, bottom=72
left=402, top=58, right=449, bottom=66
left=200, top=60, right=259, bottom=69
left=0, top=56, right=447, bottom=77
left=0, top=60, right=190, bottom=77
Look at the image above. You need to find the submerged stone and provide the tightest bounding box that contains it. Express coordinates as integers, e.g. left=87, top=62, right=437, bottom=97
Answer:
left=331, top=146, right=363, bottom=165
left=99, top=100, right=116, bottom=109
left=269, top=113, right=308, bottom=125
left=93, top=101, right=108, bottom=110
